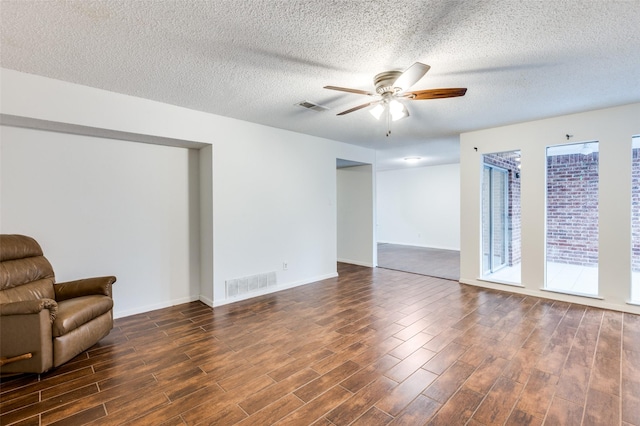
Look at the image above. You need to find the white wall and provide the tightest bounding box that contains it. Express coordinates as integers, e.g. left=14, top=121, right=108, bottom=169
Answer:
left=376, top=163, right=460, bottom=250
left=460, top=102, right=640, bottom=314
left=337, top=165, right=375, bottom=267
left=0, top=127, right=200, bottom=317
left=210, top=124, right=350, bottom=303
left=0, top=68, right=376, bottom=315
left=198, top=144, right=214, bottom=304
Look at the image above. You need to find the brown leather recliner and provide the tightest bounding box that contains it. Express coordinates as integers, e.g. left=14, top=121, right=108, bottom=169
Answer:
left=0, top=234, right=116, bottom=374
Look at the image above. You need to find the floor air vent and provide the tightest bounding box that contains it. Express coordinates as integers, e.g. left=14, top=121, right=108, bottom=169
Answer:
left=226, top=272, right=277, bottom=298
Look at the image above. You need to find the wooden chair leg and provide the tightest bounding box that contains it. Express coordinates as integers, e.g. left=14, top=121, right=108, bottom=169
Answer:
left=0, top=353, right=33, bottom=366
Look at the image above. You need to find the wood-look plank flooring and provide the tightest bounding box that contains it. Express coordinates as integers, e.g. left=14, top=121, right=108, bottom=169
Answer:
left=1, top=263, right=639, bottom=425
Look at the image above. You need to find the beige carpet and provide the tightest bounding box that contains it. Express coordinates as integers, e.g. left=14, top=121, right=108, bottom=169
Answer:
left=377, top=243, right=460, bottom=281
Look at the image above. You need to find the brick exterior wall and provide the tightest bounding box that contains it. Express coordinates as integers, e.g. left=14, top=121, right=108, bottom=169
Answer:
left=485, top=146, right=639, bottom=272
left=633, top=148, right=640, bottom=272
left=483, top=152, right=521, bottom=266
left=546, top=152, right=599, bottom=267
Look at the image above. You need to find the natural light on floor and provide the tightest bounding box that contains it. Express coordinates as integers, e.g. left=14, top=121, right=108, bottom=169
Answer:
left=487, top=262, right=602, bottom=297
left=546, top=262, right=598, bottom=296
left=485, top=263, right=521, bottom=284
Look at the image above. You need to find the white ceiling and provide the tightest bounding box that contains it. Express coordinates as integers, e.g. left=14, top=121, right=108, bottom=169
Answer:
left=1, top=1, right=639, bottom=171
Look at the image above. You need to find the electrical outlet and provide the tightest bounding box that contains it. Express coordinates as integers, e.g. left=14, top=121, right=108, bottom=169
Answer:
left=283, top=262, right=288, bottom=270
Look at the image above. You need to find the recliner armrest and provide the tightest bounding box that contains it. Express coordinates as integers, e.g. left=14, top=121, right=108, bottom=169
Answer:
left=54, top=276, right=116, bottom=301
left=0, top=298, right=58, bottom=323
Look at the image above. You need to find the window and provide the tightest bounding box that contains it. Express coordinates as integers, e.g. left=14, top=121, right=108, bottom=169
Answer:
left=482, top=151, right=521, bottom=284
left=545, top=141, right=599, bottom=296
left=632, top=136, right=640, bottom=303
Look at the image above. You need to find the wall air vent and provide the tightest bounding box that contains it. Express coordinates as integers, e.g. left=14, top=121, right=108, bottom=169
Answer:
left=225, top=271, right=277, bottom=298
left=296, top=100, right=329, bottom=112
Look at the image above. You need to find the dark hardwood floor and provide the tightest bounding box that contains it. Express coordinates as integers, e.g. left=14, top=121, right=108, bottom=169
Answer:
left=1, top=263, right=639, bottom=425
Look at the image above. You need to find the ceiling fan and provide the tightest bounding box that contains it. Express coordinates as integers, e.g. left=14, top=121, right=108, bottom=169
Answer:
left=324, top=62, right=467, bottom=136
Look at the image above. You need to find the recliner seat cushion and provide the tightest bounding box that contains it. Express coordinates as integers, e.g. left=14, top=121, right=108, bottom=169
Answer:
left=52, top=295, right=114, bottom=337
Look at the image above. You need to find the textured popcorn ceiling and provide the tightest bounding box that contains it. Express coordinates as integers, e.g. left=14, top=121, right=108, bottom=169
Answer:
left=1, top=0, right=639, bottom=170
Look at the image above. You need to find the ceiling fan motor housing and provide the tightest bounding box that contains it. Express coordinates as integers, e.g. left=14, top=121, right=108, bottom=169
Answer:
left=374, top=71, right=403, bottom=95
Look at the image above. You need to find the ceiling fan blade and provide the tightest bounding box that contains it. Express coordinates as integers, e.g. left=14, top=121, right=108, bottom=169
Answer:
left=392, top=62, right=431, bottom=92
left=324, top=86, right=376, bottom=96
left=336, top=100, right=381, bottom=116
left=405, top=88, right=467, bottom=100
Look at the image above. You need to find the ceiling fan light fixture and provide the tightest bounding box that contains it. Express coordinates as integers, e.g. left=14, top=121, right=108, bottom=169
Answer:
left=324, top=62, right=467, bottom=137
left=389, top=100, right=409, bottom=121
left=369, top=103, right=385, bottom=120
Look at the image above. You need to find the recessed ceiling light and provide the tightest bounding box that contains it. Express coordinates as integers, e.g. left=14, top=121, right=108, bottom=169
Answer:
left=404, top=156, right=422, bottom=162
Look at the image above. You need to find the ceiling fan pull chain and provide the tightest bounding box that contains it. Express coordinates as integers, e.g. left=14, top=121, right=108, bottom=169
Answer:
left=386, top=109, right=391, bottom=137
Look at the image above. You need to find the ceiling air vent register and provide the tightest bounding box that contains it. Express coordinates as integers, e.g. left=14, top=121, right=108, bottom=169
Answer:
left=296, top=101, right=329, bottom=112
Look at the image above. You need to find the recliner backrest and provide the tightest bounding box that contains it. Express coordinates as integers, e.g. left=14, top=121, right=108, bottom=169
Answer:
left=0, top=235, right=55, bottom=304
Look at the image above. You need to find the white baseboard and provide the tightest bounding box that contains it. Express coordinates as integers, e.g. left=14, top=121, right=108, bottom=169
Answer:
left=199, top=294, right=214, bottom=308
left=113, top=295, right=200, bottom=319
left=113, top=271, right=357, bottom=316
left=377, top=241, right=460, bottom=251
left=337, top=258, right=374, bottom=268
left=213, top=272, right=339, bottom=307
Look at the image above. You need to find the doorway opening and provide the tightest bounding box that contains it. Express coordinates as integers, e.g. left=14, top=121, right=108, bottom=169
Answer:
left=336, top=159, right=375, bottom=269
left=375, top=163, right=461, bottom=281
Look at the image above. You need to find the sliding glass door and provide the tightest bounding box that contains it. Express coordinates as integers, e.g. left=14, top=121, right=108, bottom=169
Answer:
left=483, top=165, right=508, bottom=274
